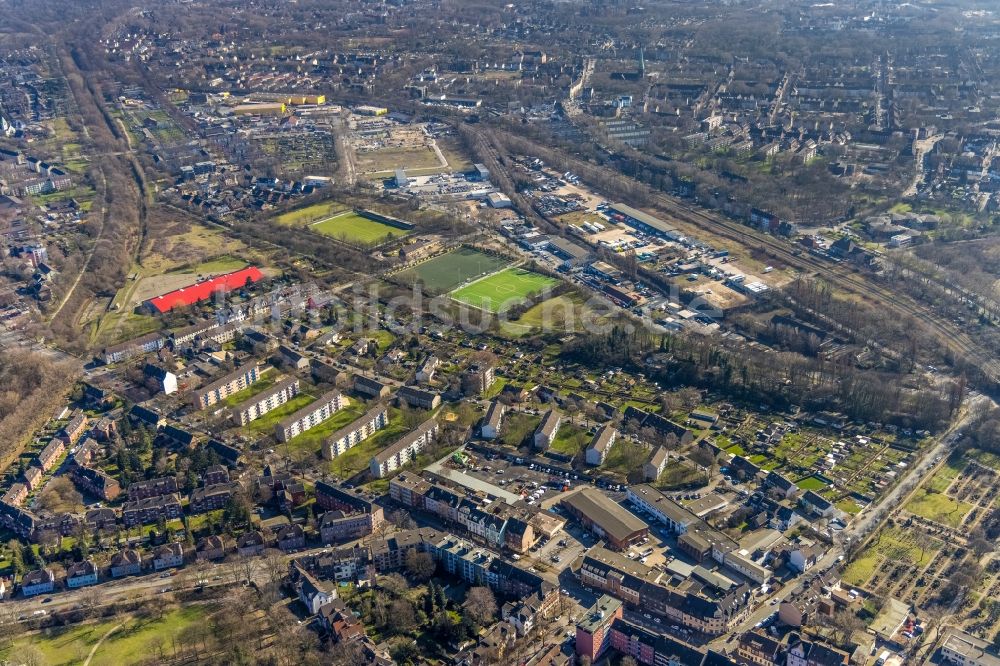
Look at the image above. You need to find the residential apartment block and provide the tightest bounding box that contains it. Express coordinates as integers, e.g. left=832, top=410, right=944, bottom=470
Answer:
left=121, top=494, right=182, bottom=527
left=275, top=390, right=347, bottom=442
left=323, top=404, right=388, bottom=459
left=369, top=417, right=439, bottom=478
left=192, top=364, right=262, bottom=409
left=230, top=377, right=300, bottom=426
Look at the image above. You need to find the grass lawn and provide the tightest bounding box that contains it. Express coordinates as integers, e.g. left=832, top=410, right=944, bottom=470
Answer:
left=91, top=606, right=209, bottom=665
left=550, top=422, right=591, bottom=456
left=186, top=509, right=224, bottom=535
left=451, top=267, right=559, bottom=313
left=0, top=619, right=117, bottom=665
left=656, top=459, right=706, bottom=489
left=500, top=293, right=609, bottom=337
left=396, top=248, right=511, bottom=293
left=836, top=498, right=862, bottom=515
left=311, top=211, right=408, bottom=245
left=356, top=145, right=441, bottom=173
left=500, top=412, right=540, bottom=447
left=904, top=488, right=973, bottom=527
left=248, top=393, right=318, bottom=437
left=969, top=449, right=1000, bottom=470
left=842, top=526, right=940, bottom=587
left=0, top=606, right=209, bottom=666
left=275, top=199, right=350, bottom=226
left=599, top=440, right=650, bottom=479
left=926, top=457, right=966, bottom=493
left=796, top=475, right=829, bottom=491
left=280, top=402, right=369, bottom=457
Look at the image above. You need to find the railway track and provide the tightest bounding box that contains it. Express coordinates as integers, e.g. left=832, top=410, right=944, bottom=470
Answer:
left=648, top=194, right=1000, bottom=385
left=474, top=124, right=1000, bottom=386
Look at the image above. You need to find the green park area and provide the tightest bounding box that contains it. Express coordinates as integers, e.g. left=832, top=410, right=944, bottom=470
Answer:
left=549, top=422, right=591, bottom=456
left=500, top=292, right=609, bottom=338
left=0, top=606, right=208, bottom=666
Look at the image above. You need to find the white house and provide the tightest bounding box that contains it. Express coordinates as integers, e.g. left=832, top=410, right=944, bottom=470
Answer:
left=584, top=426, right=617, bottom=466
left=20, top=568, right=55, bottom=597
left=66, top=560, right=99, bottom=588
left=481, top=401, right=505, bottom=440
left=297, top=570, right=337, bottom=615
left=153, top=543, right=185, bottom=571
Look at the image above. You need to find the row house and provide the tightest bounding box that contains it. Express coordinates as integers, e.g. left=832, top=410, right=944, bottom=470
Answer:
left=320, top=510, right=375, bottom=544
left=481, top=400, right=505, bottom=440
left=293, top=546, right=372, bottom=585
left=204, top=465, right=230, bottom=486
left=738, top=631, right=784, bottom=665
left=71, top=466, right=122, bottom=501
left=315, top=481, right=385, bottom=535
left=237, top=530, right=267, bottom=557
left=99, top=332, right=166, bottom=364
left=3, top=483, right=27, bottom=506
left=170, top=320, right=220, bottom=348
left=127, top=475, right=177, bottom=501
left=159, top=425, right=196, bottom=450
left=121, top=494, right=182, bottom=527
left=34, top=513, right=80, bottom=539
left=0, top=501, right=37, bottom=538
left=153, top=543, right=185, bottom=570
left=188, top=483, right=238, bottom=514
left=584, top=425, right=618, bottom=466
left=20, top=568, right=55, bottom=597
left=608, top=618, right=709, bottom=666
left=85, top=508, right=117, bottom=532
left=128, top=404, right=165, bottom=430
left=66, top=560, right=99, bottom=588
left=275, top=523, right=306, bottom=551
left=353, top=375, right=390, bottom=400
left=396, top=385, right=441, bottom=410
left=533, top=409, right=561, bottom=450
left=22, top=467, right=42, bottom=491
left=643, top=446, right=669, bottom=481
left=627, top=484, right=697, bottom=534
left=576, top=546, right=752, bottom=636
left=36, top=439, right=65, bottom=472
left=196, top=535, right=230, bottom=561
left=143, top=364, right=177, bottom=395
left=57, top=414, right=89, bottom=445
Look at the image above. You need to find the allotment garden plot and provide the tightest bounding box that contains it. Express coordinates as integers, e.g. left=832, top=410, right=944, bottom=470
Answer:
left=840, top=451, right=1000, bottom=631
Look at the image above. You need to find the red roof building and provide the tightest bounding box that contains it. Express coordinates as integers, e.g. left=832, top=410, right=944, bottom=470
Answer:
left=145, top=267, right=263, bottom=314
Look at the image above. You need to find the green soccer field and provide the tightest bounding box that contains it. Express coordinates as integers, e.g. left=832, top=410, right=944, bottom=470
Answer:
left=311, top=211, right=407, bottom=245
left=451, top=267, right=559, bottom=312
left=395, top=247, right=511, bottom=293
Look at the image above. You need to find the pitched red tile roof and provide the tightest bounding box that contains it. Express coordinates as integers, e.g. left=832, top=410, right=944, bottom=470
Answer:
left=146, top=267, right=263, bottom=313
